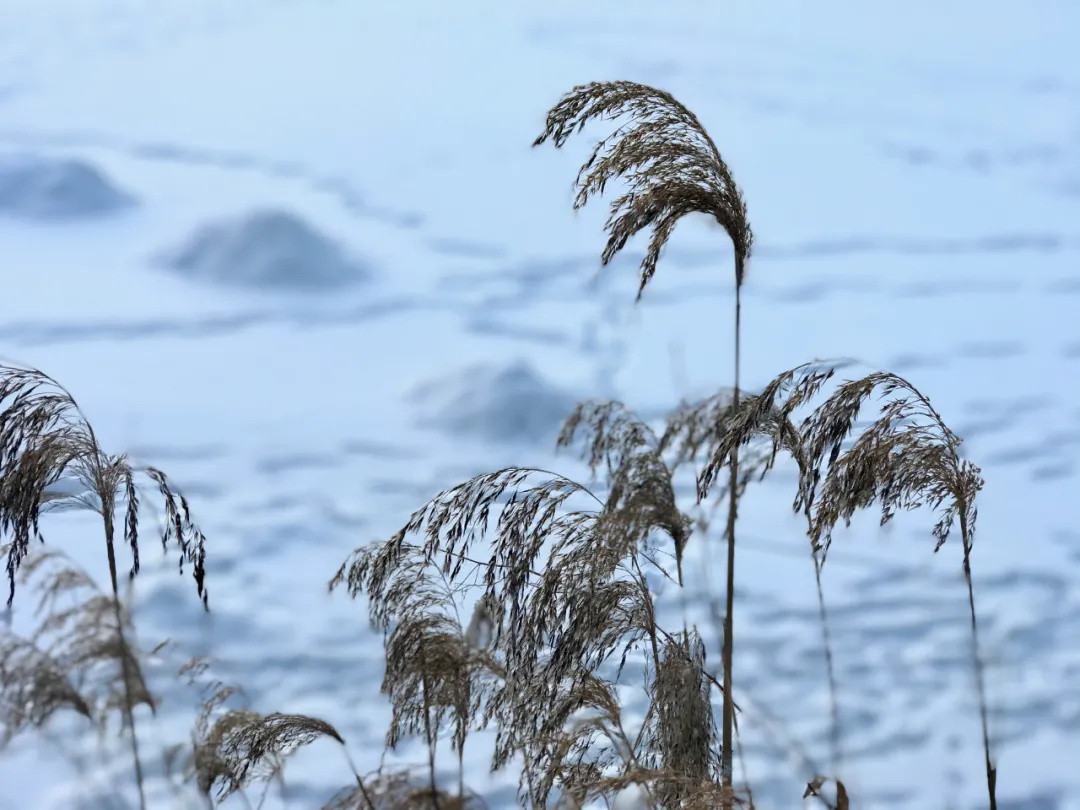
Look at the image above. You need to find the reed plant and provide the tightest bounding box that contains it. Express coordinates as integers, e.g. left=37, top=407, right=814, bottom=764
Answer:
left=0, top=80, right=1001, bottom=810
left=1, top=362, right=209, bottom=809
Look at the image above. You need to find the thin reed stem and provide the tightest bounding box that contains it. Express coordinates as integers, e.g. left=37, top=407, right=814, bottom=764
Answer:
left=720, top=268, right=742, bottom=807
left=811, top=552, right=841, bottom=774
left=83, top=404, right=147, bottom=810
left=422, top=675, right=441, bottom=810
left=342, top=750, right=377, bottom=810
left=735, top=723, right=754, bottom=810
left=959, top=505, right=996, bottom=810
left=101, top=493, right=147, bottom=810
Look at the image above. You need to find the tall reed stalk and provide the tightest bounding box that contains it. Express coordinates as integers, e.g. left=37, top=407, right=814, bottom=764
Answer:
left=697, top=361, right=995, bottom=808
left=533, top=80, right=751, bottom=804
left=721, top=261, right=743, bottom=800
left=959, top=504, right=996, bottom=809
left=0, top=362, right=209, bottom=807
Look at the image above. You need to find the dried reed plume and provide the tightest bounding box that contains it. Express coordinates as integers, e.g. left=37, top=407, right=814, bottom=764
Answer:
left=535, top=80, right=752, bottom=803
left=194, top=709, right=348, bottom=803
left=332, top=540, right=501, bottom=806
left=558, top=400, right=689, bottom=583
left=0, top=634, right=92, bottom=745
left=1, top=361, right=209, bottom=809
left=696, top=361, right=994, bottom=808
left=179, top=658, right=370, bottom=808
left=0, top=545, right=155, bottom=781
left=332, top=397, right=745, bottom=806
left=693, top=362, right=982, bottom=563
left=533, top=80, right=751, bottom=297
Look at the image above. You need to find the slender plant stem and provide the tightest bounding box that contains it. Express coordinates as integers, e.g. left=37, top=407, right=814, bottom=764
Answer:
left=342, top=749, right=377, bottom=810
left=812, top=551, right=841, bottom=773
left=799, top=486, right=842, bottom=776
left=422, top=675, right=441, bottom=810
left=44, top=387, right=148, bottom=809
left=959, top=505, right=996, bottom=810
left=720, top=279, right=741, bottom=807
left=101, top=507, right=148, bottom=810
left=458, top=740, right=465, bottom=805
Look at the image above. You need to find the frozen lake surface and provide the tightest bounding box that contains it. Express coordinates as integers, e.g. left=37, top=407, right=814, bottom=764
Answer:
left=1, top=1, right=1078, bottom=807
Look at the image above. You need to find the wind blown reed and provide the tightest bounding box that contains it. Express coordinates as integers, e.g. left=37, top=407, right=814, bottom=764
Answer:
left=534, top=80, right=753, bottom=804
left=0, top=76, right=1000, bottom=810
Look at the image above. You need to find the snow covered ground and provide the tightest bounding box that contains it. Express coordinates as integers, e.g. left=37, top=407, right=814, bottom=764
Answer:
left=1, top=0, right=1078, bottom=807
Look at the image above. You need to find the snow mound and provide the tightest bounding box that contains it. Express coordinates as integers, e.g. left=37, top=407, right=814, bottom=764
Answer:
left=0, top=154, right=135, bottom=220
left=157, top=208, right=369, bottom=291
left=410, top=360, right=577, bottom=445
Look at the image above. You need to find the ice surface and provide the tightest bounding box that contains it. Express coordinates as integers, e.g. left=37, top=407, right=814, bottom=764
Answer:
left=155, top=207, right=370, bottom=291
left=0, top=0, right=1077, bottom=807
left=0, top=153, right=134, bottom=219
left=409, top=359, right=578, bottom=446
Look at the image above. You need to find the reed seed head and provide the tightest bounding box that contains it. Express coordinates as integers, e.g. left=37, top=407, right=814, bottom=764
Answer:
left=534, top=80, right=752, bottom=297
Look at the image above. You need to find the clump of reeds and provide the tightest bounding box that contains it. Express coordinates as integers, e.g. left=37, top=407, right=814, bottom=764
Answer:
left=533, top=80, right=995, bottom=808
left=332, top=399, right=753, bottom=807
left=333, top=540, right=500, bottom=806
left=534, top=80, right=752, bottom=802
left=0, top=75, right=1004, bottom=810
left=0, top=361, right=210, bottom=809
left=694, top=360, right=995, bottom=808
left=0, top=543, right=157, bottom=807
left=329, top=82, right=999, bottom=810
left=1, top=545, right=113, bottom=741
left=173, top=656, right=376, bottom=809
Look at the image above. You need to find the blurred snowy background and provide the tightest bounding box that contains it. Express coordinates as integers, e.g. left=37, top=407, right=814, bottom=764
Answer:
left=1, top=1, right=1078, bottom=807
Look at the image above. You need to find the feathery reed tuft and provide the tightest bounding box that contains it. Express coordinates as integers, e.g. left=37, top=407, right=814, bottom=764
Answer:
left=1, top=361, right=212, bottom=809
left=558, top=400, right=689, bottom=582
left=693, top=361, right=984, bottom=561
left=0, top=363, right=208, bottom=608
left=332, top=411, right=709, bottom=806
left=696, top=360, right=994, bottom=806
left=0, top=545, right=155, bottom=743
left=534, top=80, right=752, bottom=296
left=0, top=634, right=92, bottom=745
left=182, top=661, right=350, bottom=802
left=661, top=388, right=805, bottom=506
